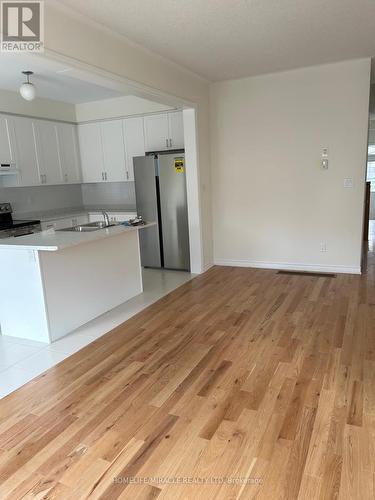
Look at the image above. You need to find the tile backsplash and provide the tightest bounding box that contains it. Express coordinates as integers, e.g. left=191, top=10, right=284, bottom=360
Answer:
left=81, top=182, right=136, bottom=208
left=0, top=184, right=83, bottom=215
left=0, top=182, right=136, bottom=215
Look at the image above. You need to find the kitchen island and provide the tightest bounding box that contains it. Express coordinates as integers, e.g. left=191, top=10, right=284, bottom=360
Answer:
left=0, top=223, right=154, bottom=343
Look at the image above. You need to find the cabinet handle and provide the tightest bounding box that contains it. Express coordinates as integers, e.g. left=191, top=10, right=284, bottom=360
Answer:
left=101, top=172, right=104, bottom=181
left=166, top=138, right=168, bottom=148
left=126, top=171, right=129, bottom=180
left=169, top=139, right=172, bottom=148
left=105, top=172, right=107, bottom=181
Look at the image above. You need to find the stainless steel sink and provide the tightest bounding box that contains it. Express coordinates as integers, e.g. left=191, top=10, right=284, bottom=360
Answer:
left=84, top=221, right=119, bottom=229
left=57, top=221, right=119, bottom=232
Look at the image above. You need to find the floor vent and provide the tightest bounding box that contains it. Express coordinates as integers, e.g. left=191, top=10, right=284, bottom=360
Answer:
left=277, top=270, right=336, bottom=278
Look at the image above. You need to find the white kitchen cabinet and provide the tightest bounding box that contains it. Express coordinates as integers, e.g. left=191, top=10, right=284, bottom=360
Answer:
left=123, top=117, right=145, bottom=181
left=143, top=111, right=184, bottom=152
left=12, top=116, right=40, bottom=186
left=78, top=123, right=104, bottom=183
left=168, top=111, right=184, bottom=149
left=101, top=120, right=127, bottom=182
left=56, top=123, right=82, bottom=184
left=0, top=115, right=15, bottom=165
left=34, top=120, right=62, bottom=185
left=144, top=113, right=170, bottom=152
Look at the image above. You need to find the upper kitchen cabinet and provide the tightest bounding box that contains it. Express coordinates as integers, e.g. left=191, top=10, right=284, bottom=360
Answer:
left=123, top=117, right=145, bottom=181
left=12, top=116, right=40, bottom=186
left=34, top=120, right=62, bottom=185
left=100, top=120, right=127, bottom=182
left=168, top=111, right=184, bottom=149
left=143, top=111, right=184, bottom=152
left=56, top=123, right=82, bottom=184
left=78, top=122, right=104, bottom=183
left=0, top=114, right=16, bottom=166
left=143, top=113, right=169, bottom=151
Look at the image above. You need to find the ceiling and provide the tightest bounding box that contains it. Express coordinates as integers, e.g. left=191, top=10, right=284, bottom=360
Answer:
left=51, top=0, right=375, bottom=82
left=0, top=53, right=124, bottom=103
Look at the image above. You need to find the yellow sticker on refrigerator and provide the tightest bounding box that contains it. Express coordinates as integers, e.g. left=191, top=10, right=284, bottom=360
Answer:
left=174, top=157, right=184, bottom=173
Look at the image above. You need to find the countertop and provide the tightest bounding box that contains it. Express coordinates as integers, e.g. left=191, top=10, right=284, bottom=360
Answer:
left=14, top=205, right=137, bottom=223
left=0, top=222, right=155, bottom=252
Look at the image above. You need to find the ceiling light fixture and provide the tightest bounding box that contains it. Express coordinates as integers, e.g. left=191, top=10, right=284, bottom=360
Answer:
left=20, top=71, right=36, bottom=101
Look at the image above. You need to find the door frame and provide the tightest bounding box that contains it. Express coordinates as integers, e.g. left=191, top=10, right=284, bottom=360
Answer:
left=40, top=49, right=205, bottom=274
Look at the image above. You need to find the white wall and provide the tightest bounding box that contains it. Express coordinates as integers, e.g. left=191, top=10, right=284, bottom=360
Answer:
left=45, top=2, right=212, bottom=270
left=210, top=59, right=371, bottom=274
left=370, top=193, right=375, bottom=219
left=75, top=95, right=173, bottom=122
left=0, top=88, right=76, bottom=122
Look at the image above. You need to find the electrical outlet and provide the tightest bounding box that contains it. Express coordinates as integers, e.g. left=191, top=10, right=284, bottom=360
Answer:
left=320, top=242, right=327, bottom=253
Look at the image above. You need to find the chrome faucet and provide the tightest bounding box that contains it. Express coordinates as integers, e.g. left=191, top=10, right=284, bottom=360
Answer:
left=102, top=210, right=110, bottom=227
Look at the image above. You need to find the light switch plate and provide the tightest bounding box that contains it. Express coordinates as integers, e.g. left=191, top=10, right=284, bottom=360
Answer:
left=344, top=178, right=354, bottom=188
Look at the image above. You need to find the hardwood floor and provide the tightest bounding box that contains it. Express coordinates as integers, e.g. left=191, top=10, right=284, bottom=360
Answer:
left=0, top=243, right=374, bottom=499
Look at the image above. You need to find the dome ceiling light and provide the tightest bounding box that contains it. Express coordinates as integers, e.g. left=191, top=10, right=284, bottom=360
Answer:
left=20, top=71, right=36, bottom=101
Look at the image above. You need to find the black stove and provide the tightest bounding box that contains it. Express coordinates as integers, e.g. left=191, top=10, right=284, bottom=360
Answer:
left=0, top=203, right=41, bottom=238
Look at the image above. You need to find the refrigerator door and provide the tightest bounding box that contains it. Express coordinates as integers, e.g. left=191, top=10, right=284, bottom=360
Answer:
left=158, top=153, right=190, bottom=271
left=133, top=156, right=162, bottom=268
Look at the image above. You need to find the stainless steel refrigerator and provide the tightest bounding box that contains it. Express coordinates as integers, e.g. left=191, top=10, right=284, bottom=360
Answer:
left=133, top=152, right=190, bottom=271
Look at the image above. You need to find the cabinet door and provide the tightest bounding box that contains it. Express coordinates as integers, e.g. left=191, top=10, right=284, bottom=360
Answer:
left=56, top=123, right=82, bottom=184
left=34, top=120, right=62, bottom=185
left=168, top=111, right=184, bottom=149
left=0, top=115, right=15, bottom=164
left=78, top=123, right=104, bottom=183
left=12, top=116, right=40, bottom=186
left=143, top=113, right=169, bottom=152
left=123, top=117, right=145, bottom=181
left=101, top=120, right=127, bottom=182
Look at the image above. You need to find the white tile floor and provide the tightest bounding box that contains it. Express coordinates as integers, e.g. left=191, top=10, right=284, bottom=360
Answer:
left=0, top=268, right=193, bottom=399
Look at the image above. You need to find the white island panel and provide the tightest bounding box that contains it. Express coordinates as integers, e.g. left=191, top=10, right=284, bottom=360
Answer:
left=0, top=249, right=50, bottom=342
left=0, top=225, right=151, bottom=343
left=40, top=230, right=142, bottom=341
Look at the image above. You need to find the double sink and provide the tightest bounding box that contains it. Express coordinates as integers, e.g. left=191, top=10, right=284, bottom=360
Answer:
left=57, top=221, right=120, bottom=233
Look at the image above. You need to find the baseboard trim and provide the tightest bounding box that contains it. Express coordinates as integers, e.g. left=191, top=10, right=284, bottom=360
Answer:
left=213, top=259, right=361, bottom=275
left=202, top=262, right=214, bottom=273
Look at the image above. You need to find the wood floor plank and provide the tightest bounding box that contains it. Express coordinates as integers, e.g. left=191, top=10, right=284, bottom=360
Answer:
left=0, top=250, right=374, bottom=499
